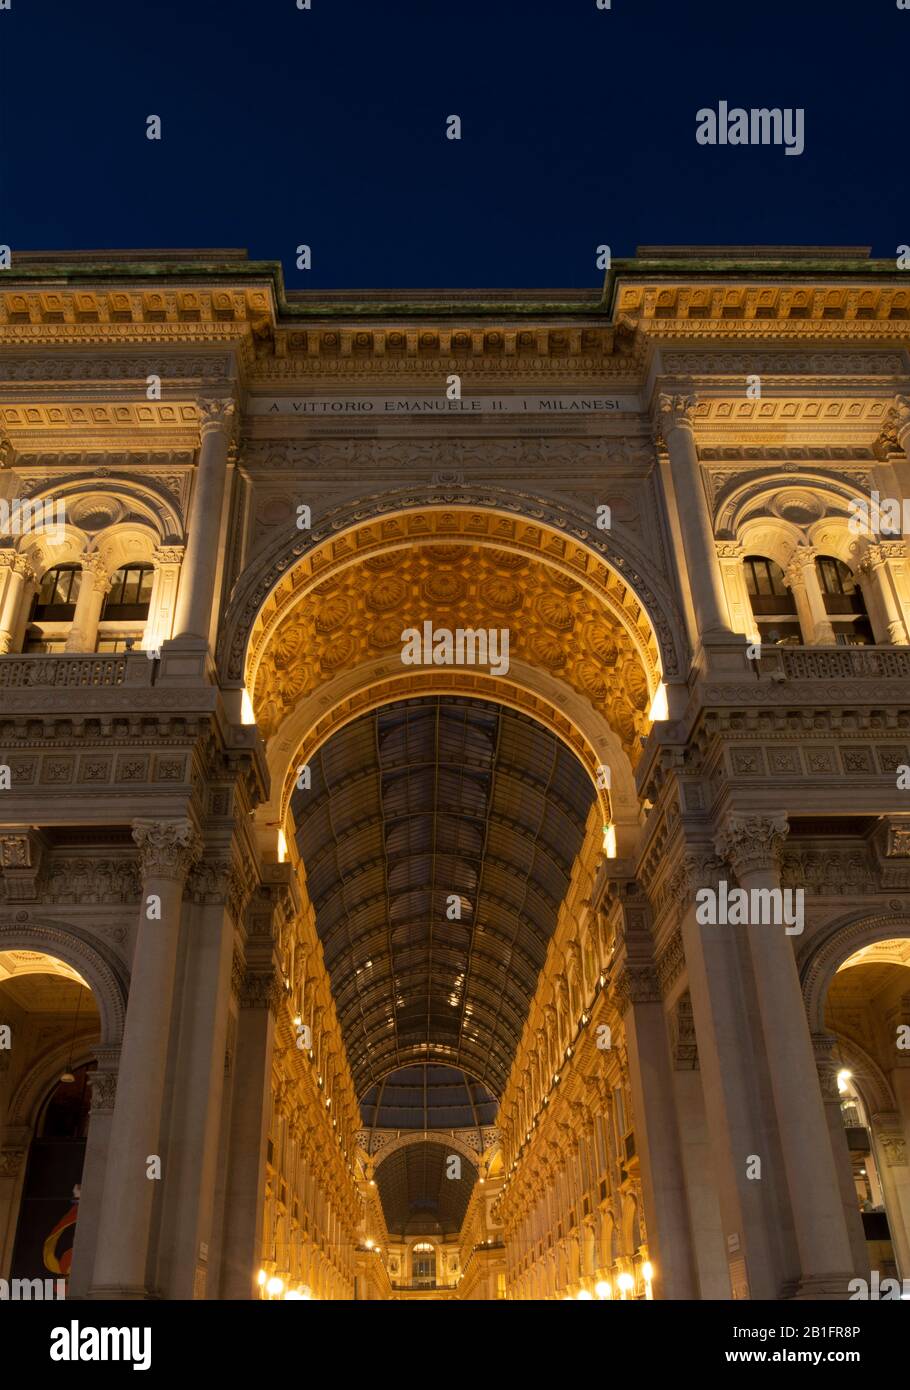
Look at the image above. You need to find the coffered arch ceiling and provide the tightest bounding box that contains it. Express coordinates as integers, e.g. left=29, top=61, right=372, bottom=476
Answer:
left=290, top=696, right=597, bottom=1100
left=231, top=502, right=677, bottom=697
left=254, top=540, right=653, bottom=754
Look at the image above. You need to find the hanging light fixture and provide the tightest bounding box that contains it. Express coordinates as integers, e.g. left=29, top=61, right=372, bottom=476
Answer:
left=59, top=979, right=84, bottom=1084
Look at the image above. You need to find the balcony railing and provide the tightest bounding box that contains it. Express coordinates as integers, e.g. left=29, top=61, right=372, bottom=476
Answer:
left=0, top=652, right=155, bottom=689
left=777, top=646, right=910, bottom=681
left=0, top=655, right=125, bottom=687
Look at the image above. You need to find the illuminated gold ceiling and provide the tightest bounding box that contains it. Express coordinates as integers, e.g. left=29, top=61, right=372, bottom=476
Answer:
left=253, top=541, right=652, bottom=759
left=0, top=949, right=96, bottom=1013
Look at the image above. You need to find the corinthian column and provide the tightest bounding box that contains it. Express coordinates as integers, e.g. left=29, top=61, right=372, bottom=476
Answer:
left=172, top=396, right=236, bottom=643
left=715, top=814, right=855, bottom=1297
left=859, top=543, right=909, bottom=644
left=610, top=945, right=697, bottom=1299
left=654, top=392, right=732, bottom=642
left=0, top=553, right=35, bottom=653
left=90, top=819, right=201, bottom=1298
left=64, top=553, right=111, bottom=652
left=784, top=548, right=835, bottom=645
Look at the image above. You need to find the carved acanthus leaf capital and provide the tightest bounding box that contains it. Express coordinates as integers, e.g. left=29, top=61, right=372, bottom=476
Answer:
left=678, top=847, right=726, bottom=895
left=894, top=393, right=910, bottom=445
left=0, top=550, right=35, bottom=583
left=0, top=1148, right=26, bottom=1178
left=715, top=814, right=789, bottom=879
left=610, top=961, right=662, bottom=1014
left=655, top=391, right=698, bottom=441
left=198, top=395, right=237, bottom=436
left=132, top=818, right=202, bottom=882
left=81, top=551, right=112, bottom=595
left=239, top=966, right=284, bottom=1016
left=784, top=546, right=818, bottom=586
left=153, top=545, right=185, bottom=566
left=811, top=1032, right=841, bottom=1102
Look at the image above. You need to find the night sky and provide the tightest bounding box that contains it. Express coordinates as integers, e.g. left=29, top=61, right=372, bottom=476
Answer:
left=0, top=0, right=907, bottom=289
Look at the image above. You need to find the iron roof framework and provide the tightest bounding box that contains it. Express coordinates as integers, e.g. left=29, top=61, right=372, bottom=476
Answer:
left=360, top=1063, right=497, bottom=1134
left=291, top=696, right=596, bottom=1103
left=374, top=1139, right=477, bottom=1238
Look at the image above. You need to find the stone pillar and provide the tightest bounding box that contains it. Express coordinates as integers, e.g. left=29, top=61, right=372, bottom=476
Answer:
left=0, top=1135, right=28, bottom=1279
left=674, top=846, right=782, bottom=1299
left=89, top=819, right=200, bottom=1298
left=716, top=814, right=855, bottom=1297
left=654, top=392, right=732, bottom=641
left=859, top=543, right=909, bottom=644
left=869, top=1113, right=910, bottom=1280
left=811, top=1032, right=869, bottom=1281
left=668, top=991, right=730, bottom=1298
left=157, top=857, right=245, bottom=1298
left=785, top=548, right=835, bottom=645
left=0, top=553, right=35, bottom=653
left=64, top=554, right=110, bottom=653
left=68, top=1045, right=120, bottom=1298
left=610, top=905, right=697, bottom=1299
left=219, top=961, right=281, bottom=1298
left=172, top=396, right=236, bottom=644
left=144, top=545, right=185, bottom=654
left=716, top=541, right=753, bottom=638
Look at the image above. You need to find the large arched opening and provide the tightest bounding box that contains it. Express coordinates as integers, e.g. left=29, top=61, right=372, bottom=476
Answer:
left=801, top=915, right=910, bottom=1284
left=236, top=502, right=667, bottom=1299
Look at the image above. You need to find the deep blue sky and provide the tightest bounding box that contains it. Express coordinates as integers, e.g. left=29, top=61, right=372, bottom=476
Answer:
left=0, top=0, right=906, bottom=289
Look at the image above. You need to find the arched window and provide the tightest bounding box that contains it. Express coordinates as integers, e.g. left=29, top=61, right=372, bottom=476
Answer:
left=742, top=556, right=802, bottom=644
left=815, top=556, right=874, bottom=645
left=30, top=564, right=81, bottom=622
left=100, top=564, right=153, bottom=621
left=412, top=1242, right=436, bottom=1287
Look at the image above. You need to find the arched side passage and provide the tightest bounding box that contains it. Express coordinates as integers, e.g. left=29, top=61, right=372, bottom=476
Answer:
left=799, top=912, right=910, bottom=1035
left=0, top=916, right=129, bottom=1049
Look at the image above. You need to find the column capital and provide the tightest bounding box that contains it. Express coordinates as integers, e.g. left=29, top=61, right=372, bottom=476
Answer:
left=132, top=817, right=202, bottom=881
left=610, top=961, right=662, bottom=1014
left=0, top=428, right=15, bottom=470
left=654, top=390, right=698, bottom=441
left=197, top=394, right=237, bottom=437
left=152, top=544, right=185, bottom=566
left=0, top=549, right=36, bottom=581
left=784, top=545, right=819, bottom=581
left=894, top=393, right=910, bottom=448
left=674, top=844, right=726, bottom=895
left=80, top=550, right=112, bottom=594
left=239, top=965, right=284, bottom=1016
left=715, top=813, right=789, bottom=878
left=810, top=1032, right=842, bottom=1102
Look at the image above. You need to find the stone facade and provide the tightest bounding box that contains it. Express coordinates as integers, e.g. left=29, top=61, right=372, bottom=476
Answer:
left=0, top=246, right=909, bottom=1299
